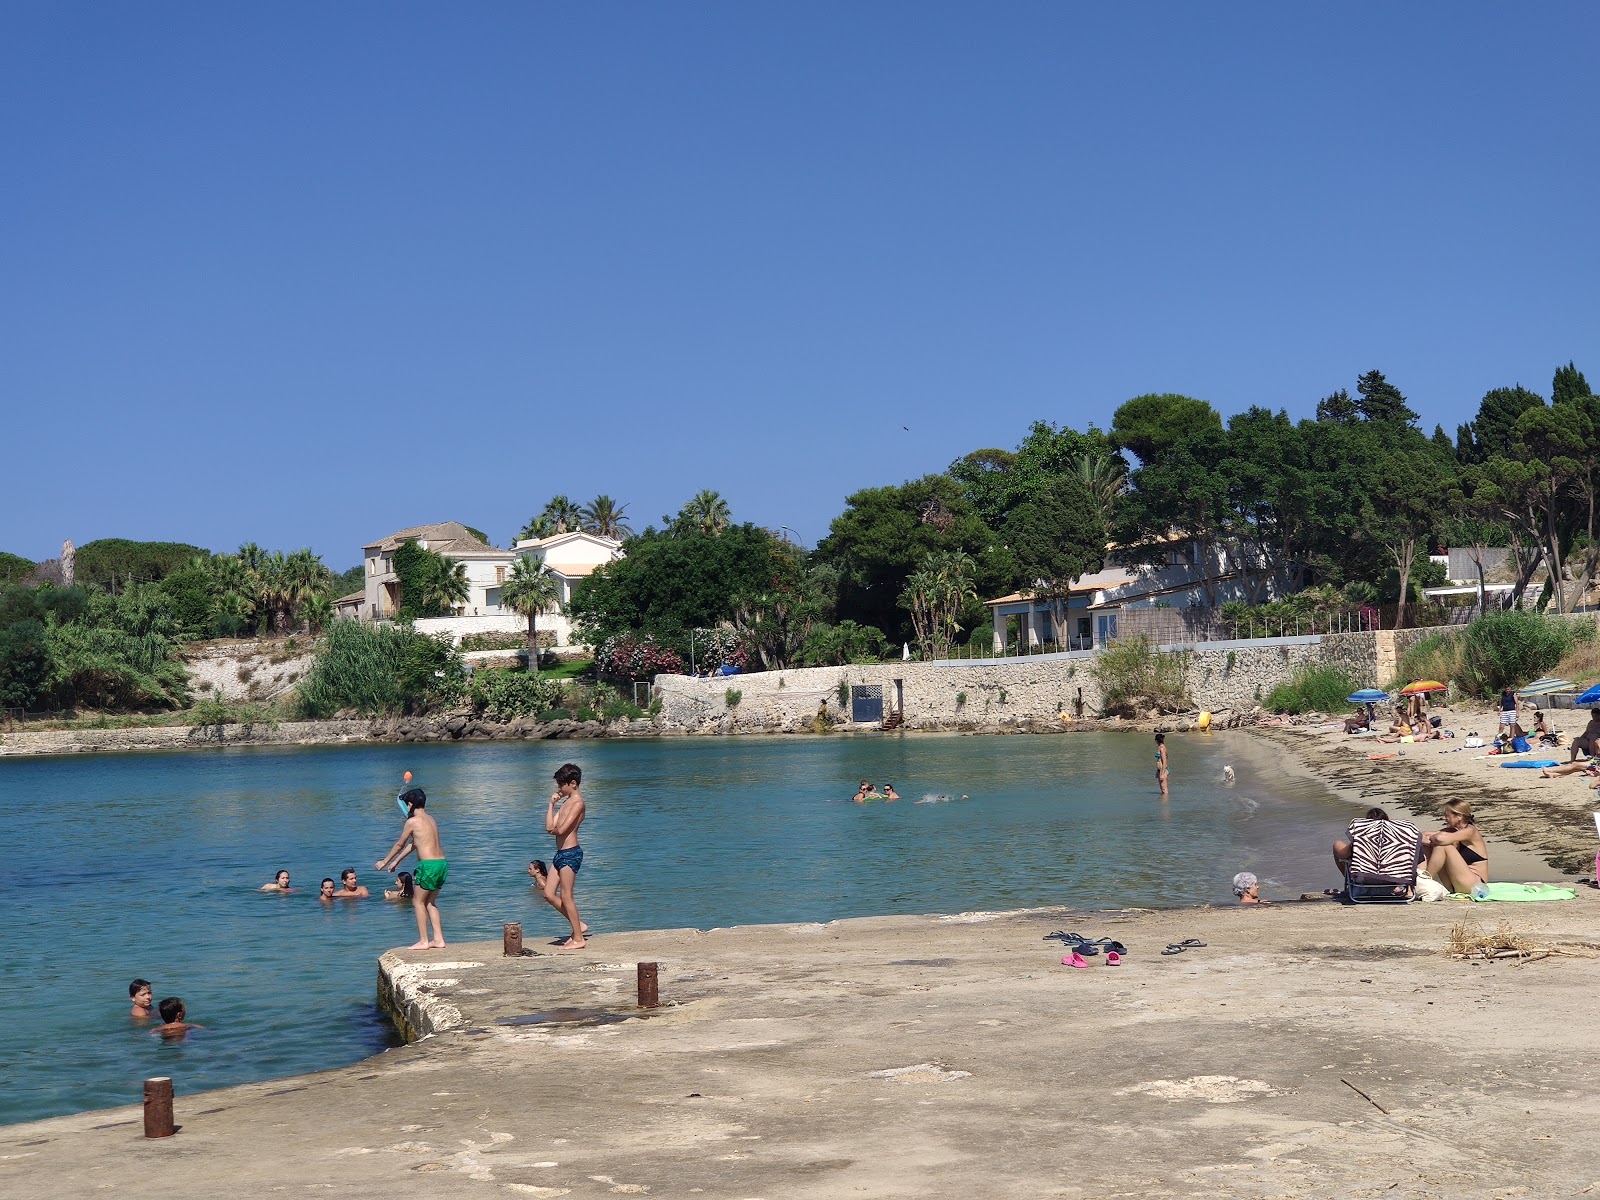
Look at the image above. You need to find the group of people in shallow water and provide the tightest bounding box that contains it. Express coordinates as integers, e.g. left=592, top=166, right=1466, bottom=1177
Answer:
left=127, top=978, right=201, bottom=1040
left=851, top=780, right=900, bottom=802
left=250, top=761, right=591, bottom=952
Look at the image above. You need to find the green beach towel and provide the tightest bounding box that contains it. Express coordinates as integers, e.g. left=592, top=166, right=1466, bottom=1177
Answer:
left=1470, top=882, right=1578, bottom=902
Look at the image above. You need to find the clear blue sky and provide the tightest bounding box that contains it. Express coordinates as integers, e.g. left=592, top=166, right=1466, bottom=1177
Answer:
left=3, top=3, right=1595, bottom=569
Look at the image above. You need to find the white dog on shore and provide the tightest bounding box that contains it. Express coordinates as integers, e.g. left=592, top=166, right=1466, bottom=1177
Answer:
left=1221, top=765, right=1235, bottom=784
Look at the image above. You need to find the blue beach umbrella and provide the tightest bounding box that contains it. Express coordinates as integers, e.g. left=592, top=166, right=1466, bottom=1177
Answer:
left=1573, top=684, right=1600, bottom=706
left=1517, top=677, right=1573, bottom=698
left=1346, top=689, right=1389, bottom=705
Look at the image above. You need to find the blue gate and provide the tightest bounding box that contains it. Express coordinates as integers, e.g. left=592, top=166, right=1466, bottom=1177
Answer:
left=851, top=684, right=883, bottom=724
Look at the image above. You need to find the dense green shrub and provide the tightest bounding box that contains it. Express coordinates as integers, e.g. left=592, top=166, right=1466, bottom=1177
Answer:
left=799, top=620, right=890, bottom=666
left=1090, top=635, right=1191, bottom=715
left=1265, top=665, right=1360, bottom=714
left=467, top=670, right=562, bottom=721
left=0, top=618, right=49, bottom=708
left=43, top=622, right=189, bottom=709
left=1460, top=610, right=1588, bottom=695
left=1390, top=612, right=1595, bottom=698
left=1394, top=631, right=1471, bottom=694
left=297, top=620, right=464, bottom=717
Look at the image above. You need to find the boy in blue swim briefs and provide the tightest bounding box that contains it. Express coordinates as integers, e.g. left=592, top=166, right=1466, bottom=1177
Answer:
left=530, top=763, right=587, bottom=949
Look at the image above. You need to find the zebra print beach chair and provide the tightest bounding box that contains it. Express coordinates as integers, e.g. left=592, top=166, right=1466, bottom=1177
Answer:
left=1345, top=816, right=1422, bottom=903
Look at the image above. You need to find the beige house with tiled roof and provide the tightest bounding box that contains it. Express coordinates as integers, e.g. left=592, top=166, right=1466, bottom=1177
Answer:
left=360, top=521, right=509, bottom=620
left=355, top=521, right=624, bottom=627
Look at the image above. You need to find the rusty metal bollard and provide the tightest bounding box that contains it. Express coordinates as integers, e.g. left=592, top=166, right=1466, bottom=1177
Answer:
left=503, top=922, right=523, bottom=956
left=144, top=1077, right=175, bottom=1138
left=637, top=961, right=659, bottom=1008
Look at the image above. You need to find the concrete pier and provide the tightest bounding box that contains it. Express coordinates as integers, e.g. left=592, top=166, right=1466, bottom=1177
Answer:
left=6, top=898, right=1600, bottom=1198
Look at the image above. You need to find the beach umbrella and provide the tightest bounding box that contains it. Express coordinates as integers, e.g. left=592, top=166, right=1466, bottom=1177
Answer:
left=1399, top=680, right=1448, bottom=695
left=1346, top=689, right=1389, bottom=704
left=1517, top=677, right=1573, bottom=697
left=1574, top=684, right=1600, bottom=706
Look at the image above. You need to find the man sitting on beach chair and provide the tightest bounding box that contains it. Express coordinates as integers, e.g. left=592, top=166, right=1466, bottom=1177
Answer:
left=1331, top=808, right=1423, bottom=902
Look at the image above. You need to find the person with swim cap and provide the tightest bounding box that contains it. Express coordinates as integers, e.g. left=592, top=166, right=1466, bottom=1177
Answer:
left=1232, top=872, right=1268, bottom=905
left=376, top=787, right=448, bottom=949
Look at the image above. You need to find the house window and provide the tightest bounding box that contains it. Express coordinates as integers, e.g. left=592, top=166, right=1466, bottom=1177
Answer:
left=1168, top=544, right=1194, bottom=567
left=495, top=566, right=506, bottom=584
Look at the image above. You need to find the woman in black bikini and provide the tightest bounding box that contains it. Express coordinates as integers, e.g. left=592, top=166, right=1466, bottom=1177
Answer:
left=1421, top=799, right=1489, bottom=895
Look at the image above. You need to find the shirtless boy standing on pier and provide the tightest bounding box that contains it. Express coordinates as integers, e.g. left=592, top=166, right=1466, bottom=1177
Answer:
left=376, top=787, right=448, bottom=949
left=530, top=763, right=587, bottom=950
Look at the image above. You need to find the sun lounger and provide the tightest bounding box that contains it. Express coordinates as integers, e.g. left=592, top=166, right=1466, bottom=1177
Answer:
left=1344, top=816, right=1422, bottom=904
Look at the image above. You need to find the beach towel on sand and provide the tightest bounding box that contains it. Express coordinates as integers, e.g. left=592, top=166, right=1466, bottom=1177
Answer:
left=1471, top=883, right=1578, bottom=902
left=1501, top=760, right=1560, bottom=769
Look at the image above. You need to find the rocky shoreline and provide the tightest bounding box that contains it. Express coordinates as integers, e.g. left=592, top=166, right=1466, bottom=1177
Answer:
left=0, top=705, right=1256, bottom=758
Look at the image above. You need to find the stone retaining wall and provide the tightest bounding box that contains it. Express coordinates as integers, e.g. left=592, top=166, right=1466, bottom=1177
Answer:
left=653, top=630, right=1390, bottom=732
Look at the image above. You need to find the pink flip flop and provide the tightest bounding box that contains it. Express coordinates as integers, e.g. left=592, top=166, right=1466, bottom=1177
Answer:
left=1105, top=951, right=1122, bottom=966
left=1064, top=951, right=1092, bottom=968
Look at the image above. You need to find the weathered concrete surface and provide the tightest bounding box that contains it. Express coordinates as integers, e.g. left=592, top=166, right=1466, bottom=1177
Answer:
left=7, top=899, right=1600, bottom=1198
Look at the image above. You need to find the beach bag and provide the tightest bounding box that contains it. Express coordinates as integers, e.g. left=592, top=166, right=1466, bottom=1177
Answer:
left=1511, top=735, right=1532, bottom=753
left=1414, top=872, right=1450, bottom=903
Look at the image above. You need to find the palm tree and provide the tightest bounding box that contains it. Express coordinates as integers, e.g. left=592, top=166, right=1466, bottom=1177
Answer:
left=517, top=514, right=555, bottom=543
left=256, top=551, right=288, bottom=634
left=544, top=495, right=583, bottom=535
left=421, top=557, right=471, bottom=615
left=1075, top=452, right=1127, bottom=526
left=582, top=495, right=632, bottom=540
left=501, top=556, right=563, bottom=671
left=301, top=592, right=333, bottom=634
left=680, top=489, right=731, bottom=535
left=282, top=548, right=329, bottom=630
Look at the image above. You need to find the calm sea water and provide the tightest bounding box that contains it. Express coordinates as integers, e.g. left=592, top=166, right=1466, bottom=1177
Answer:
left=3, top=731, right=1357, bottom=1125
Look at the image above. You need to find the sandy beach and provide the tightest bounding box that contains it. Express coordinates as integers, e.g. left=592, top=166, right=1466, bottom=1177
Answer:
left=1250, top=705, right=1600, bottom=876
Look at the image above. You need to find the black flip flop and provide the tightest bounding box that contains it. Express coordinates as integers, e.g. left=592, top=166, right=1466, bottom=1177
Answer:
left=1042, top=930, right=1084, bottom=943
left=1161, top=943, right=1187, bottom=955
left=1176, top=938, right=1206, bottom=948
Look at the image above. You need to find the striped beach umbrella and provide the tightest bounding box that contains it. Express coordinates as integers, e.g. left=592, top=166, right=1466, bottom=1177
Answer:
left=1517, top=677, right=1573, bottom=697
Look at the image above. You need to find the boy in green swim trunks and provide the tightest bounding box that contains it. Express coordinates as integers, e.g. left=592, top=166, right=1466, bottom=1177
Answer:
left=376, top=787, right=448, bottom=949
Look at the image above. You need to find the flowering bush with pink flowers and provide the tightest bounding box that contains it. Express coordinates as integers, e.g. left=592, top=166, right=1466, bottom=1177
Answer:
left=597, top=634, right=685, bottom=680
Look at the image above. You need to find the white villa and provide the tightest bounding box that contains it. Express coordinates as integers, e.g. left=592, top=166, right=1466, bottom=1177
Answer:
left=985, top=538, right=1265, bottom=652
left=336, top=521, right=623, bottom=648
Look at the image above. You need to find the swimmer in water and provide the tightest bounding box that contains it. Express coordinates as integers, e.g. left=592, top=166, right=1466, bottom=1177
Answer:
left=151, top=997, right=204, bottom=1040
left=881, top=783, right=900, bottom=801
left=129, top=978, right=153, bottom=1020
left=318, top=877, right=337, bottom=902
left=336, top=869, right=369, bottom=898
left=1155, top=733, right=1169, bottom=797
left=384, top=871, right=414, bottom=901
left=260, top=869, right=293, bottom=893
left=852, top=780, right=878, bottom=803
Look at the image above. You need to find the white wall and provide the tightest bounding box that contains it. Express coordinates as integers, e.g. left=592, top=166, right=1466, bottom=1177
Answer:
left=413, top=612, right=578, bottom=647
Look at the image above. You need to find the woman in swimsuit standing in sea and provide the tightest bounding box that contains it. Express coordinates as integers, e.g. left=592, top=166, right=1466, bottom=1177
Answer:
left=1421, top=799, right=1489, bottom=894
left=1154, top=732, right=1169, bottom=797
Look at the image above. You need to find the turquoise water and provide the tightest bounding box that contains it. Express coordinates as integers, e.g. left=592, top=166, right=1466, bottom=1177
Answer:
left=2, top=731, right=1354, bottom=1125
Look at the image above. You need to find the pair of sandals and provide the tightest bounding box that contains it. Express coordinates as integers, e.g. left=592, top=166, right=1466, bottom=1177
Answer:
left=1161, top=938, right=1207, bottom=955
left=1044, top=931, right=1126, bottom=968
